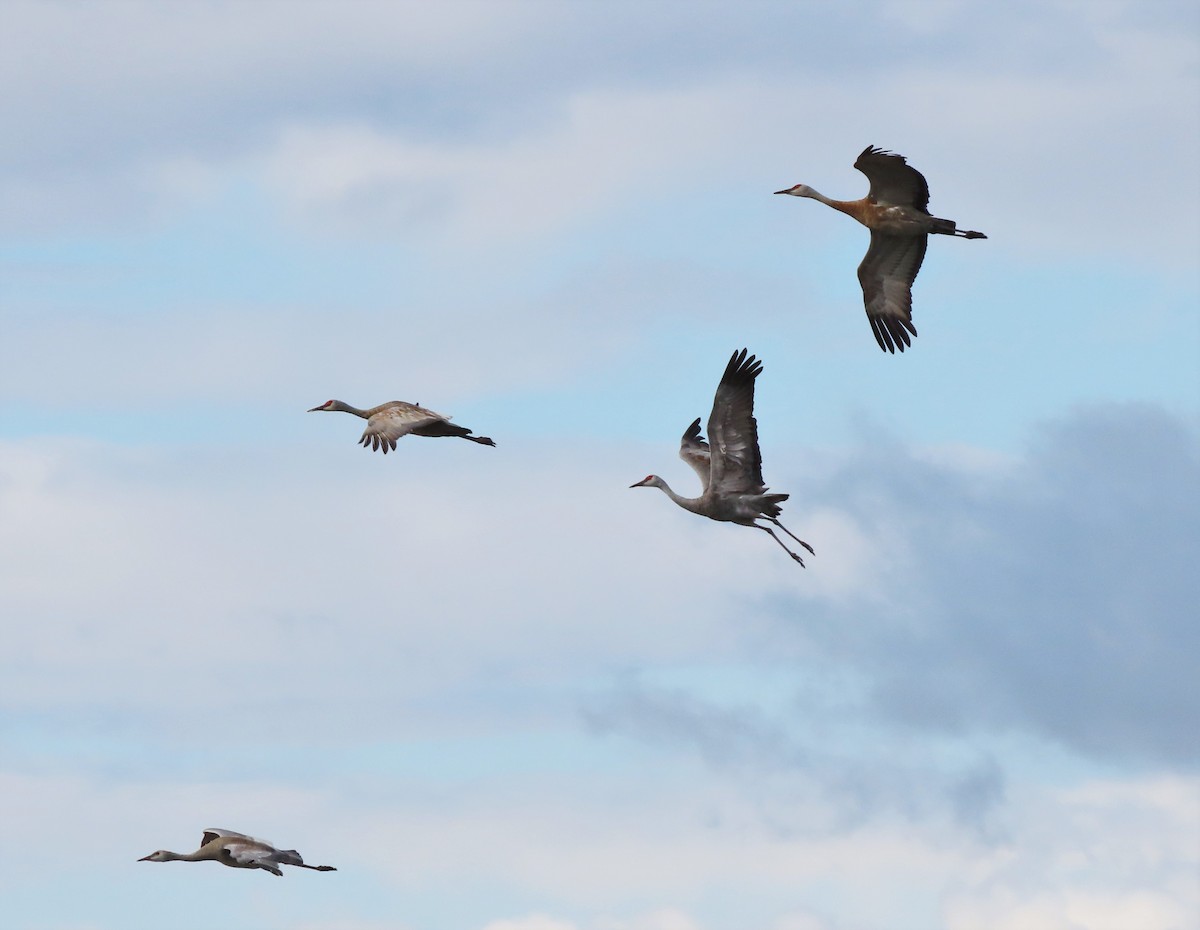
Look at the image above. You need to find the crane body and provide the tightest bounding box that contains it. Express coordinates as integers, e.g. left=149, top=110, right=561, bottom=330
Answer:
left=776, top=145, right=986, bottom=353
left=139, top=828, right=336, bottom=877
left=308, top=399, right=495, bottom=452
left=631, top=349, right=813, bottom=566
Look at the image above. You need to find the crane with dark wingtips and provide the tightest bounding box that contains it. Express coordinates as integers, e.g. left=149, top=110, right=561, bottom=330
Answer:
left=630, top=348, right=814, bottom=566
left=776, top=145, right=986, bottom=353
left=308, top=399, right=495, bottom=452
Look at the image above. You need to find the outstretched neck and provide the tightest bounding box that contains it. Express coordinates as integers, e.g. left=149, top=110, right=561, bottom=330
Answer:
left=654, top=480, right=704, bottom=515
left=809, top=189, right=872, bottom=225
left=164, top=849, right=203, bottom=862
left=331, top=401, right=370, bottom=418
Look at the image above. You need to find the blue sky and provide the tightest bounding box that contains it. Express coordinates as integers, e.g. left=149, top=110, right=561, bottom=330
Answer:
left=1, top=2, right=1197, bottom=929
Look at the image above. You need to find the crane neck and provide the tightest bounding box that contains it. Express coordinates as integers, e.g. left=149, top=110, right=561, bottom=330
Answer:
left=162, top=849, right=204, bottom=862
left=655, top=480, right=704, bottom=515
left=810, top=190, right=872, bottom=226
left=332, top=401, right=371, bottom=418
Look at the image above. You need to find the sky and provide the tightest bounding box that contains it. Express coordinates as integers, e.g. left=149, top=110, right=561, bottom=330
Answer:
left=1, top=2, right=1198, bottom=929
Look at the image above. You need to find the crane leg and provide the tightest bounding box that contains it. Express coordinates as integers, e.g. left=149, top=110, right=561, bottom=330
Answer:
left=767, top=517, right=815, bottom=556
left=756, top=524, right=808, bottom=567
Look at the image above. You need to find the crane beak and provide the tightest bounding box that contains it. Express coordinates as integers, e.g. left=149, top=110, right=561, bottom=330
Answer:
left=773, top=188, right=791, bottom=195
left=137, top=854, right=154, bottom=861
left=306, top=405, right=323, bottom=412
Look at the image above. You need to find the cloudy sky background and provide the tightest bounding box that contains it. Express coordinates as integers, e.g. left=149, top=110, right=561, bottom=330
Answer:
left=2, top=2, right=1197, bottom=929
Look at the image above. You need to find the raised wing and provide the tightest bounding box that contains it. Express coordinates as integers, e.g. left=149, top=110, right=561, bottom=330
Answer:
left=857, top=232, right=926, bottom=353
left=678, top=417, right=711, bottom=491
left=854, top=146, right=931, bottom=213
left=361, top=402, right=447, bottom=453
left=706, top=349, right=768, bottom=497
left=202, top=827, right=260, bottom=847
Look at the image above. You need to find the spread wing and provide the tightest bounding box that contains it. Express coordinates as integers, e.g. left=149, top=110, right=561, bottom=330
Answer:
left=679, top=417, right=712, bottom=491
left=361, top=403, right=448, bottom=453
left=857, top=232, right=926, bottom=353
left=854, top=145, right=931, bottom=212
left=706, top=349, right=768, bottom=497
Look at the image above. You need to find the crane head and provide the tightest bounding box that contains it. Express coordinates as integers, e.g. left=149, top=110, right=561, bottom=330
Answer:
left=629, top=475, right=662, bottom=489
left=138, top=850, right=171, bottom=862
left=774, top=184, right=814, bottom=198
left=307, top=400, right=336, bottom=412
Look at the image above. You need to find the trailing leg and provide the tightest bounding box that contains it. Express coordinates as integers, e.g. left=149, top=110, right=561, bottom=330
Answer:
left=756, top=524, right=808, bottom=567
left=768, top=517, right=815, bottom=556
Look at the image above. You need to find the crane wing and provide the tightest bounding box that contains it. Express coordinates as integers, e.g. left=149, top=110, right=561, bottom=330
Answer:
left=222, top=840, right=284, bottom=874
left=222, top=841, right=269, bottom=865
left=857, top=232, right=925, bottom=353
left=678, top=417, right=712, bottom=491
left=361, top=403, right=448, bottom=453
left=854, top=146, right=931, bottom=212
left=202, top=827, right=261, bottom=847
left=706, top=349, right=768, bottom=497
left=264, top=848, right=310, bottom=868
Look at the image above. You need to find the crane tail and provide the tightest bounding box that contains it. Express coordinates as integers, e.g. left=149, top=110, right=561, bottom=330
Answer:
left=412, top=422, right=495, bottom=446
left=757, top=493, right=789, bottom=518
left=930, top=216, right=987, bottom=239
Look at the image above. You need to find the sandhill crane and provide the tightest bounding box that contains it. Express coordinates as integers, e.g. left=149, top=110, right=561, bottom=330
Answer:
left=775, top=145, right=986, bottom=353
left=138, top=828, right=336, bottom=877
left=630, top=348, right=814, bottom=566
left=308, top=399, right=495, bottom=452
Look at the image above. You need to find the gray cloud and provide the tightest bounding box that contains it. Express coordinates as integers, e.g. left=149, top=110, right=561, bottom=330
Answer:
left=787, top=402, right=1200, bottom=766
left=581, top=678, right=1008, bottom=839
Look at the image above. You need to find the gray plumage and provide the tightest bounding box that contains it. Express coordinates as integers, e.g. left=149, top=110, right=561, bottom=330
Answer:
left=308, top=399, right=495, bottom=452
left=631, top=349, right=814, bottom=566
left=138, top=828, right=337, bottom=877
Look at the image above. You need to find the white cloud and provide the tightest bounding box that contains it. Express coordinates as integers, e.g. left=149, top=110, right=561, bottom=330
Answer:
left=770, top=916, right=838, bottom=930
left=476, top=911, right=704, bottom=930
left=595, top=911, right=704, bottom=930
left=0, top=434, right=788, bottom=726
left=297, top=922, right=411, bottom=930
left=943, top=776, right=1200, bottom=930
left=252, top=84, right=724, bottom=245
left=4, top=1, right=1195, bottom=269
left=6, top=759, right=1193, bottom=930
left=482, top=918, right=579, bottom=930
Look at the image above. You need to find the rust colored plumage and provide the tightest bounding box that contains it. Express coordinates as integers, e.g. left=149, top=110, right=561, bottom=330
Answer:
left=775, top=145, right=986, bottom=353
